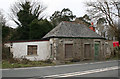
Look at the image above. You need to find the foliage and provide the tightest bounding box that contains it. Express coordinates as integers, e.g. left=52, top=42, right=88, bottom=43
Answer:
left=29, top=19, right=53, bottom=39
left=10, top=0, right=48, bottom=40
left=15, top=2, right=32, bottom=39
left=2, top=60, right=33, bottom=68
left=113, top=46, right=119, bottom=57
left=96, top=17, right=107, bottom=37
left=10, top=27, right=23, bottom=40
left=2, top=45, right=13, bottom=60
left=44, top=59, right=53, bottom=64
left=12, top=19, right=54, bottom=40
left=75, top=14, right=91, bottom=27
left=0, top=10, right=6, bottom=27
left=19, top=58, right=30, bottom=64
left=2, top=59, right=56, bottom=69
left=2, top=26, right=10, bottom=40
left=70, top=58, right=80, bottom=62
left=105, top=46, right=120, bottom=60
left=97, top=18, right=106, bottom=25
left=2, top=26, right=14, bottom=42
left=50, top=8, right=76, bottom=26
left=0, top=10, right=13, bottom=42
left=10, top=0, right=46, bottom=27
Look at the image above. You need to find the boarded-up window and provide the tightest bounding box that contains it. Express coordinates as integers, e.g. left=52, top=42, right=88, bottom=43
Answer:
left=84, top=44, right=91, bottom=59
left=65, top=44, right=73, bottom=58
left=28, top=45, right=37, bottom=55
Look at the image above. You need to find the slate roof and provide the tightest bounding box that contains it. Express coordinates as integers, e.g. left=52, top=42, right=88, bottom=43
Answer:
left=43, top=21, right=104, bottom=39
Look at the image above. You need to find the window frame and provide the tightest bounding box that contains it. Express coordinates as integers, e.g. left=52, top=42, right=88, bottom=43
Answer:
left=65, top=44, right=73, bottom=59
left=27, top=45, right=38, bottom=56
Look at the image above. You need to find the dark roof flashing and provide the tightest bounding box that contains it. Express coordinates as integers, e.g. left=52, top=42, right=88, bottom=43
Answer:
left=5, top=39, right=49, bottom=43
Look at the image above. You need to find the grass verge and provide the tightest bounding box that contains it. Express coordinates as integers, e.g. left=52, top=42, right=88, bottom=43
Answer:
left=2, top=60, right=56, bottom=69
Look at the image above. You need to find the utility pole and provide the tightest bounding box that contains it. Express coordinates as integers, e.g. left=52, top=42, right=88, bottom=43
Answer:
left=118, top=2, right=120, bottom=49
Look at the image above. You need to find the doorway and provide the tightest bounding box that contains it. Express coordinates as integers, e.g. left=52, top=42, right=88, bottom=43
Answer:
left=94, top=42, right=100, bottom=60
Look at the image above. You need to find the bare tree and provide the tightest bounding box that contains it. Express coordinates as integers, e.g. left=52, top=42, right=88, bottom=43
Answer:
left=0, top=10, right=6, bottom=26
left=96, top=17, right=107, bottom=37
left=85, top=0, right=120, bottom=40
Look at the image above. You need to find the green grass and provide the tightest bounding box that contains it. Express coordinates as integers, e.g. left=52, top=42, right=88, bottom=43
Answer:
left=105, top=55, right=119, bottom=61
left=2, top=60, right=32, bottom=68
left=2, top=60, right=56, bottom=69
left=3, top=55, right=119, bottom=69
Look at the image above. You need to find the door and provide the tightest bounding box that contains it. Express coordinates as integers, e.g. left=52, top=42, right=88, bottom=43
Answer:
left=84, top=44, right=91, bottom=59
left=65, top=44, right=73, bottom=58
left=94, top=43, right=100, bottom=60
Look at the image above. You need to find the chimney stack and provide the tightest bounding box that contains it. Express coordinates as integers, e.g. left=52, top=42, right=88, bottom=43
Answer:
left=89, top=22, right=95, bottom=32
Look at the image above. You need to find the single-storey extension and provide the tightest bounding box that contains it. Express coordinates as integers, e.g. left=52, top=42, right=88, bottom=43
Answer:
left=5, top=40, right=50, bottom=61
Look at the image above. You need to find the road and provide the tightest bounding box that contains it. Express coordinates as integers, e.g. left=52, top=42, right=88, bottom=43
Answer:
left=2, top=60, right=120, bottom=79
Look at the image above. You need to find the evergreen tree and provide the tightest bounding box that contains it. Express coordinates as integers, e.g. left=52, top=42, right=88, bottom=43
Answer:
left=29, top=19, right=53, bottom=39
left=10, top=0, right=51, bottom=40
left=50, top=8, right=76, bottom=27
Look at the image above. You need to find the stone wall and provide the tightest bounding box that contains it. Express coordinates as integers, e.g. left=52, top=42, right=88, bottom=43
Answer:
left=50, top=38, right=106, bottom=62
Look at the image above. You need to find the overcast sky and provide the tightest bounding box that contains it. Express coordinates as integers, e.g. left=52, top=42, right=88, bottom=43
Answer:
left=0, top=0, right=93, bottom=28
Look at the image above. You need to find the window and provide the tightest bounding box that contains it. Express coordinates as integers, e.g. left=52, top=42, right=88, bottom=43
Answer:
left=65, top=44, right=73, bottom=58
left=27, top=45, right=37, bottom=55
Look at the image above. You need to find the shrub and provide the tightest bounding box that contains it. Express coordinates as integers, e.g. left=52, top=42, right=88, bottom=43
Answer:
left=9, top=58, right=19, bottom=63
left=70, top=58, right=80, bottom=62
left=44, top=59, right=52, bottom=64
left=20, top=58, right=30, bottom=64
left=113, top=46, right=119, bottom=57
left=2, top=45, right=13, bottom=60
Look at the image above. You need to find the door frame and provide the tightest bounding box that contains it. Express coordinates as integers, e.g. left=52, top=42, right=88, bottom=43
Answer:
left=94, top=42, right=100, bottom=60
left=64, top=41, right=73, bottom=60
left=84, top=43, right=91, bottom=59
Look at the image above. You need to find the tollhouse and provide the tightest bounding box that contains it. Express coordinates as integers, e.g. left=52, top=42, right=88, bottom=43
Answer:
left=43, top=21, right=106, bottom=62
left=5, top=21, right=107, bottom=62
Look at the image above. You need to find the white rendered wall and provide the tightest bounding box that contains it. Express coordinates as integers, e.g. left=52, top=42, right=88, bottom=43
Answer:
left=5, top=41, right=50, bottom=61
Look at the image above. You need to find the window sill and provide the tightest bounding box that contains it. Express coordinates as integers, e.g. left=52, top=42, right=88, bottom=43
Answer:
left=26, top=55, right=38, bottom=56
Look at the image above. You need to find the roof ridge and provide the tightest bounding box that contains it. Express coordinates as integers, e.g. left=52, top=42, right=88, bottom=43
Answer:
left=62, top=21, right=79, bottom=24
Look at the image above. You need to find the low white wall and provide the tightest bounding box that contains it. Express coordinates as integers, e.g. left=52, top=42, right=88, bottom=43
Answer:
left=5, top=41, right=50, bottom=61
